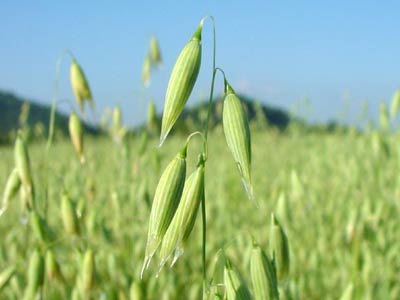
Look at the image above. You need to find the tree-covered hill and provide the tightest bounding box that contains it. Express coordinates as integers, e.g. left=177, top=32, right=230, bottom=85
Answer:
left=0, top=91, right=98, bottom=144
left=0, top=90, right=350, bottom=145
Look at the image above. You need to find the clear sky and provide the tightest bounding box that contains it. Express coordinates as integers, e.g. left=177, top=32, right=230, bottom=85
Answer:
left=1, top=1, right=400, bottom=126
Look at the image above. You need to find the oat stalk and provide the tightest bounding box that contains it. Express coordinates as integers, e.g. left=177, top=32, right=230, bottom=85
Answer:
left=200, top=15, right=216, bottom=300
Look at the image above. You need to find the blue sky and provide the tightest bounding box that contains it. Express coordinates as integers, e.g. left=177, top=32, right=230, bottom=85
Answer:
left=1, top=1, right=400, bottom=126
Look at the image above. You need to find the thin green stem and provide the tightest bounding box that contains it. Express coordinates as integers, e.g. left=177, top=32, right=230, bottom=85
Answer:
left=186, top=130, right=205, bottom=144
left=46, top=56, right=62, bottom=151
left=200, top=15, right=217, bottom=300
left=46, top=50, right=74, bottom=151
left=215, top=67, right=226, bottom=81
left=185, top=131, right=208, bottom=159
left=44, top=50, right=73, bottom=218
left=203, top=16, right=217, bottom=145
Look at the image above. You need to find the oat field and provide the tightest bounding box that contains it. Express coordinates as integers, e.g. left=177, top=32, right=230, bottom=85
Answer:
left=0, top=125, right=399, bottom=299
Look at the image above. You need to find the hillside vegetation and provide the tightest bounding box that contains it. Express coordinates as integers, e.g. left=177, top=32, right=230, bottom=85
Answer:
left=0, top=91, right=99, bottom=144
left=0, top=90, right=352, bottom=147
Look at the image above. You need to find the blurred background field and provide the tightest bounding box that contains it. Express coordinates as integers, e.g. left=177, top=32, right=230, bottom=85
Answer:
left=0, top=107, right=399, bottom=299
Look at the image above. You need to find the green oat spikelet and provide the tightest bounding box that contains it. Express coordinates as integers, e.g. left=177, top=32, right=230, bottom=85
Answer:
left=70, top=57, right=94, bottom=115
left=112, top=105, right=122, bottom=132
left=45, top=250, right=64, bottom=282
left=81, top=249, right=95, bottom=294
left=251, top=241, right=279, bottom=300
left=142, top=53, right=152, bottom=87
left=61, top=192, right=80, bottom=236
left=69, top=111, right=84, bottom=164
left=111, top=105, right=127, bottom=144
left=15, top=132, right=32, bottom=187
left=222, top=80, right=254, bottom=203
left=30, top=211, right=48, bottom=243
left=160, top=20, right=203, bottom=145
left=158, top=154, right=205, bottom=271
left=224, top=259, right=252, bottom=300
left=24, top=249, right=44, bottom=300
left=150, top=36, right=163, bottom=66
left=141, top=144, right=188, bottom=278
left=0, top=168, right=21, bottom=216
left=269, top=214, right=290, bottom=281
left=14, top=131, right=34, bottom=210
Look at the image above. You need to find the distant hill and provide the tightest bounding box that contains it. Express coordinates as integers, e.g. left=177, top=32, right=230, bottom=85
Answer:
left=0, top=91, right=98, bottom=144
left=0, top=90, right=351, bottom=145
left=167, top=94, right=356, bottom=136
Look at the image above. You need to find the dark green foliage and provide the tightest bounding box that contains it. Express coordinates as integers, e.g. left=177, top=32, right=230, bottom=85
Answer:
left=0, top=91, right=99, bottom=144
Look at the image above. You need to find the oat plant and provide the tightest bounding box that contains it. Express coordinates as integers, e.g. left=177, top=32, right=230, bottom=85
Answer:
left=47, top=50, right=94, bottom=151
left=141, top=16, right=255, bottom=299
left=42, top=51, right=93, bottom=220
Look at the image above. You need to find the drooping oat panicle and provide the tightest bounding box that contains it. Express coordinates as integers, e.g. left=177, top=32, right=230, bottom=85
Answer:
left=269, top=214, right=290, bottom=281
left=45, top=250, right=64, bottom=282
left=159, top=155, right=205, bottom=270
left=1, top=168, right=21, bottom=216
left=142, top=53, right=152, bottom=87
left=24, top=249, right=44, bottom=300
left=70, top=57, right=94, bottom=114
left=61, top=192, right=80, bottom=236
left=14, top=131, right=34, bottom=210
left=390, top=89, right=400, bottom=119
left=222, top=80, right=254, bottom=202
left=81, top=249, right=95, bottom=293
left=69, top=111, right=85, bottom=164
left=160, top=21, right=203, bottom=145
left=141, top=145, right=188, bottom=278
left=0, top=266, right=16, bottom=293
left=150, top=36, right=163, bottom=66
left=224, top=259, right=252, bottom=300
left=251, top=242, right=279, bottom=300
